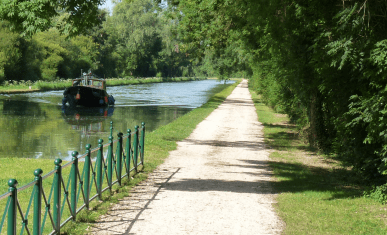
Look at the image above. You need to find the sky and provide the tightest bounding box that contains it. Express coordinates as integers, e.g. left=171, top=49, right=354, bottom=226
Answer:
left=99, top=0, right=167, bottom=14
left=99, top=0, right=116, bottom=14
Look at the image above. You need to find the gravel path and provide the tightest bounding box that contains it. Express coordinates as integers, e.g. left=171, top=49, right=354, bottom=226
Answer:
left=89, top=79, right=284, bottom=234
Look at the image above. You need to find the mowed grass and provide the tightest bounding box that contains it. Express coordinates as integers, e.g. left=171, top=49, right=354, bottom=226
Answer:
left=249, top=88, right=387, bottom=234
left=0, top=79, right=241, bottom=234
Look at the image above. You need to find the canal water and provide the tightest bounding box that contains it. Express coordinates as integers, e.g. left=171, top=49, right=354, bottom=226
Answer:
left=0, top=80, right=233, bottom=160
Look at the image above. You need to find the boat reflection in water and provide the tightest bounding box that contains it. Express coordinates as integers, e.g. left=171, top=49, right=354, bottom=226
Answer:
left=61, top=105, right=114, bottom=137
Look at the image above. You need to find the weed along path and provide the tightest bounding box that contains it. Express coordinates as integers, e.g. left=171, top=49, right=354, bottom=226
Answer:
left=89, top=79, right=284, bottom=234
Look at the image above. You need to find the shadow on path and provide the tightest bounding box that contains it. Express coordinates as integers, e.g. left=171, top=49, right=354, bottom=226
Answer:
left=183, top=138, right=267, bottom=151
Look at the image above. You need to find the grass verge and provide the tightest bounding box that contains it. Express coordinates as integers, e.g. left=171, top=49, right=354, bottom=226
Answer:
left=0, top=79, right=241, bottom=234
left=249, top=87, right=387, bottom=234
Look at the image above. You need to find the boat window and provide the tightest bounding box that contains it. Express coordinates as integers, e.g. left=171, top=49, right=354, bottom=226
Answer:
left=95, top=81, right=102, bottom=87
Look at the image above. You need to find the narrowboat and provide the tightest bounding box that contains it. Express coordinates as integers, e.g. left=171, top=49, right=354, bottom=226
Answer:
left=63, top=71, right=115, bottom=107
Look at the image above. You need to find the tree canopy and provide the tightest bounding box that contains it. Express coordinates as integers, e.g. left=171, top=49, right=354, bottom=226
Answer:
left=0, top=0, right=103, bottom=37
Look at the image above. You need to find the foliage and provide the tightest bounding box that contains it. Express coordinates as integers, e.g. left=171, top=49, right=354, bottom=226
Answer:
left=0, top=24, right=99, bottom=82
left=168, top=0, right=387, bottom=190
left=0, top=0, right=103, bottom=37
left=0, top=21, right=23, bottom=82
left=153, top=8, right=192, bottom=78
left=104, top=0, right=163, bottom=77
left=365, top=184, right=387, bottom=204
left=0, top=0, right=239, bottom=83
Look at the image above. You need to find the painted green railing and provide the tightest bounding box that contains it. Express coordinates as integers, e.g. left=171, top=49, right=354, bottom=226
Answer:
left=0, top=121, right=145, bottom=235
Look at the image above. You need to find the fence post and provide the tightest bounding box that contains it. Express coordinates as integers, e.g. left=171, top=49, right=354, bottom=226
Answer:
left=97, top=139, right=103, bottom=200
left=7, top=179, right=17, bottom=235
left=33, top=169, right=43, bottom=235
left=141, top=122, right=145, bottom=165
left=84, top=144, right=91, bottom=209
left=126, top=129, right=132, bottom=179
left=53, top=159, right=62, bottom=234
left=133, top=125, right=139, bottom=172
left=117, top=132, right=123, bottom=185
left=107, top=121, right=113, bottom=192
left=71, top=151, right=78, bottom=220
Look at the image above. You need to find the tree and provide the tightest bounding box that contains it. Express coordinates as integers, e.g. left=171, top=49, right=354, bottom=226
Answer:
left=106, top=0, right=162, bottom=77
left=0, top=0, right=103, bottom=37
left=0, top=21, right=23, bottom=82
left=32, top=28, right=98, bottom=80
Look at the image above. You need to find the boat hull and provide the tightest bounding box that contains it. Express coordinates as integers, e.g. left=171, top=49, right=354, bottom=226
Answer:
left=63, top=86, right=111, bottom=107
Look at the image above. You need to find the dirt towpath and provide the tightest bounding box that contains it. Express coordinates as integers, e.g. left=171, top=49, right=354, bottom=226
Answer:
left=89, top=79, right=284, bottom=234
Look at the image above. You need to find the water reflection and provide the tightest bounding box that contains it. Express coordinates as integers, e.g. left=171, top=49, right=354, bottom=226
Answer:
left=3, top=99, right=44, bottom=116
left=0, top=80, right=234, bottom=159
left=62, top=106, right=114, bottom=138
left=62, top=106, right=114, bottom=125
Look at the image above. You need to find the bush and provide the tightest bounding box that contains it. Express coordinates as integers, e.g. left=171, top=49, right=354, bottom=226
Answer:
left=365, top=184, right=387, bottom=204
left=156, top=72, right=162, bottom=78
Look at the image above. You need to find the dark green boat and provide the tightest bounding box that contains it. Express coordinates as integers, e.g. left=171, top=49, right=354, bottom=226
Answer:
left=63, top=71, right=115, bottom=107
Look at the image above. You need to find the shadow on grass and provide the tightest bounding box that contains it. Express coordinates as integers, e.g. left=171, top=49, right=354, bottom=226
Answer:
left=157, top=158, right=362, bottom=201
left=162, top=136, right=181, bottom=142
left=248, top=91, right=364, bottom=201
left=262, top=124, right=318, bottom=152
left=267, top=160, right=363, bottom=200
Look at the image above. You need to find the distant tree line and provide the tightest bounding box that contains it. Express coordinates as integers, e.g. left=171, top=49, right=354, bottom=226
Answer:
left=0, top=0, right=245, bottom=83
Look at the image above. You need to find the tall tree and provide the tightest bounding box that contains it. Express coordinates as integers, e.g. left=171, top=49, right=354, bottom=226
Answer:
left=106, top=0, right=162, bottom=77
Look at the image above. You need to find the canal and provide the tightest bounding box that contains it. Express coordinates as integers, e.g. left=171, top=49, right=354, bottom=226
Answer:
left=0, top=79, right=234, bottom=160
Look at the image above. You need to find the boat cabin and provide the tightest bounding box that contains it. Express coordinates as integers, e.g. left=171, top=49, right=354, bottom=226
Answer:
left=72, top=73, right=106, bottom=91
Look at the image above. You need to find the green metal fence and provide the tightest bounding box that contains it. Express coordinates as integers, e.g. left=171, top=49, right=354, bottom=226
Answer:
left=0, top=121, right=145, bottom=235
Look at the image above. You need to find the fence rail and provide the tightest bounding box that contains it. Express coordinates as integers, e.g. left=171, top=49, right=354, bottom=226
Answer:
left=0, top=121, right=145, bottom=235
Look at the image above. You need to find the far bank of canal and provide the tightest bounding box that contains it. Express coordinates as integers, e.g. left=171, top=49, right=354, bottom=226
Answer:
left=0, top=79, right=234, bottom=160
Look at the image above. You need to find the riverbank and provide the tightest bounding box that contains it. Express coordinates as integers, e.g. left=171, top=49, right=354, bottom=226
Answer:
left=0, top=77, right=207, bottom=94
left=0, top=79, right=241, bottom=234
